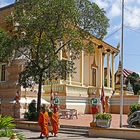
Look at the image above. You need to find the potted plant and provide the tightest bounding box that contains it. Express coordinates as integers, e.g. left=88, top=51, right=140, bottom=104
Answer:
left=96, top=113, right=112, bottom=128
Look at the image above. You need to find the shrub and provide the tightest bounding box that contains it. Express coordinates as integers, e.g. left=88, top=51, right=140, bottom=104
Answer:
left=0, top=115, right=25, bottom=140
left=24, top=100, right=38, bottom=121
left=128, top=103, right=140, bottom=116
left=96, top=113, right=112, bottom=120
left=0, top=115, right=15, bottom=129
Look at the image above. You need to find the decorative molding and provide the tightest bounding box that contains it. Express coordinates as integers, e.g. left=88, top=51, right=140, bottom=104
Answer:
left=98, top=45, right=103, bottom=49
left=106, top=49, right=111, bottom=52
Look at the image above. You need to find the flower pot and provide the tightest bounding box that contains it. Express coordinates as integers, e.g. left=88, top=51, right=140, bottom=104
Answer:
left=96, top=119, right=111, bottom=128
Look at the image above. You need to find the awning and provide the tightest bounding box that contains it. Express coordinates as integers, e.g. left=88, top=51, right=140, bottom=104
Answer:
left=9, top=97, right=49, bottom=104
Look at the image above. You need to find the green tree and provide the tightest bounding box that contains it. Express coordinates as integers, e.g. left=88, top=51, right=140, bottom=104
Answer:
left=0, top=0, right=109, bottom=112
left=126, top=72, right=140, bottom=95
left=0, top=28, right=13, bottom=62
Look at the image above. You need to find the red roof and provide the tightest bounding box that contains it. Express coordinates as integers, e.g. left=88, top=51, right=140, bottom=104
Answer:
left=123, top=69, right=133, bottom=78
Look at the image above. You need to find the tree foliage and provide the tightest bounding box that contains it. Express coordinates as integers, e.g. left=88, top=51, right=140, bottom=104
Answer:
left=77, top=0, right=109, bottom=39
left=0, top=28, right=14, bottom=62
left=0, top=0, right=109, bottom=112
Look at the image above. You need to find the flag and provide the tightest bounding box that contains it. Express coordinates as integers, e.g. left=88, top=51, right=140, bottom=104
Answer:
left=50, top=83, right=54, bottom=109
left=101, top=85, right=105, bottom=112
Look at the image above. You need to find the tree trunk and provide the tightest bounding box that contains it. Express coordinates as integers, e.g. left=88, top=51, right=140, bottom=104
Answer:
left=37, top=74, right=43, bottom=112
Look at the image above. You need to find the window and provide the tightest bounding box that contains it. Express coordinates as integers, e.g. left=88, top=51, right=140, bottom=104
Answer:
left=1, top=64, right=6, bottom=81
left=92, top=68, right=96, bottom=86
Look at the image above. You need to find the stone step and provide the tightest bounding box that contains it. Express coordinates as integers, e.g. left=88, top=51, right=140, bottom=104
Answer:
left=60, top=125, right=89, bottom=129
left=59, top=125, right=89, bottom=135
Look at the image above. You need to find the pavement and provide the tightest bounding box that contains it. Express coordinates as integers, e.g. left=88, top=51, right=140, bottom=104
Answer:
left=1, top=114, right=129, bottom=140
left=1, top=129, right=127, bottom=140
left=59, top=114, right=128, bottom=128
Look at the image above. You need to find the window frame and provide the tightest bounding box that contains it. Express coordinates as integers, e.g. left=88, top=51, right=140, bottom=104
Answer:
left=0, top=64, right=6, bottom=82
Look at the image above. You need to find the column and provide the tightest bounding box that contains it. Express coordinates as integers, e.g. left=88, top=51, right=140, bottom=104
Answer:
left=69, top=51, right=72, bottom=85
left=102, top=53, right=105, bottom=87
left=80, top=50, right=84, bottom=86
left=97, top=45, right=103, bottom=88
left=0, top=64, right=1, bottom=81
left=107, top=49, right=110, bottom=88
left=112, top=52, right=115, bottom=90
left=59, top=50, right=63, bottom=84
left=97, top=45, right=103, bottom=113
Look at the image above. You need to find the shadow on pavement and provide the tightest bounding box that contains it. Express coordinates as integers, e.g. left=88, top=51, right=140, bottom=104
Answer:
left=27, top=137, right=41, bottom=139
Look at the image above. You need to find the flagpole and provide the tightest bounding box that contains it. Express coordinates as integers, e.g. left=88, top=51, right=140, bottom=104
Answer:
left=120, top=0, right=124, bottom=128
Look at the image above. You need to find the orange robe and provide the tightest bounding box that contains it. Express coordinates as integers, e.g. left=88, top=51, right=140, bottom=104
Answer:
left=38, top=112, right=49, bottom=136
left=50, top=112, right=59, bottom=135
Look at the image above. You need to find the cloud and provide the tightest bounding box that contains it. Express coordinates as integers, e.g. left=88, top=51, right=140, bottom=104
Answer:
left=125, top=6, right=140, bottom=28
left=108, top=0, right=121, bottom=18
left=92, top=0, right=140, bottom=28
left=93, top=0, right=110, bottom=9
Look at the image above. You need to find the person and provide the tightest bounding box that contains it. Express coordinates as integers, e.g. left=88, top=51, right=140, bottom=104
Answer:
left=50, top=109, right=59, bottom=137
left=50, top=105, right=59, bottom=137
left=14, top=91, right=20, bottom=103
left=49, top=92, right=59, bottom=137
left=91, top=93, right=98, bottom=122
left=53, top=93, right=60, bottom=112
left=105, top=96, right=110, bottom=113
left=38, top=105, right=49, bottom=139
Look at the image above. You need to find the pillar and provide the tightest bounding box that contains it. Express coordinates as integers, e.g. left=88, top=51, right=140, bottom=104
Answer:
left=102, top=53, right=105, bottom=87
left=97, top=45, right=103, bottom=88
left=80, top=50, right=84, bottom=86
left=107, top=49, right=110, bottom=88
left=112, top=52, right=115, bottom=90
left=0, top=64, right=1, bottom=81
left=69, top=51, right=72, bottom=85
left=59, top=49, right=63, bottom=84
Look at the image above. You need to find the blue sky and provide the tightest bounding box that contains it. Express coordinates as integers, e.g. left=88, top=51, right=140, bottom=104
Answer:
left=1, top=0, right=140, bottom=73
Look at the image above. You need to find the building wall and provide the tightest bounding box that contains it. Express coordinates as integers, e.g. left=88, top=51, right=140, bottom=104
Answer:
left=84, top=53, right=90, bottom=86
left=0, top=59, right=24, bottom=118
left=72, top=58, right=81, bottom=85
left=110, top=95, right=140, bottom=114
left=0, top=4, right=14, bottom=30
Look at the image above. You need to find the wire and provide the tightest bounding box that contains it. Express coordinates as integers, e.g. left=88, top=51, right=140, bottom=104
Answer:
left=124, top=53, right=140, bottom=57
left=124, top=25, right=140, bottom=30
left=104, top=27, right=121, bottom=40
left=125, top=25, right=140, bottom=34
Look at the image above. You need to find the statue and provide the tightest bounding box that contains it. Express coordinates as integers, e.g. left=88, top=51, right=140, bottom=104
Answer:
left=126, top=80, right=133, bottom=92
left=127, top=110, right=140, bottom=127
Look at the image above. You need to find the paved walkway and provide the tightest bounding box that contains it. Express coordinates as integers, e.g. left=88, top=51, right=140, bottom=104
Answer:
left=1, top=114, right=129, bottom=140
left=59, top=114, right=128, bottom=128
left=1, top=129, right=126, bottom=140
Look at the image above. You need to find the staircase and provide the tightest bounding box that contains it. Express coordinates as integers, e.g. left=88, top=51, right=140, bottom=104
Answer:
left=59, top=125, right=89, bottom=136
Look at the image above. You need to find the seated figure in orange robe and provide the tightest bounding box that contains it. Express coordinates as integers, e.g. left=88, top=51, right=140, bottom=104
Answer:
left=38, top=105, right=49, bottom=139
left=50, top=111, right=59, bottom=137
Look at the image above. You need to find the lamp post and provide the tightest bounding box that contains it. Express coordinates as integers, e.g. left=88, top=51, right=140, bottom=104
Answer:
left=120, top=0, right=124, bottom=128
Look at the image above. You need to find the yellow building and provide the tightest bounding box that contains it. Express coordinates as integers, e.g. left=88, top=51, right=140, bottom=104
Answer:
left=0, top=4, right=119, bottom=117
left=43, top=37, right=119, bottom=114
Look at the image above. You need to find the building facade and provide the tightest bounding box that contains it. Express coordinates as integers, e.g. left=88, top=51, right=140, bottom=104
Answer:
left=43, top=38, right=119, bottom=114
left=0, top=4, right=120, bottom=117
